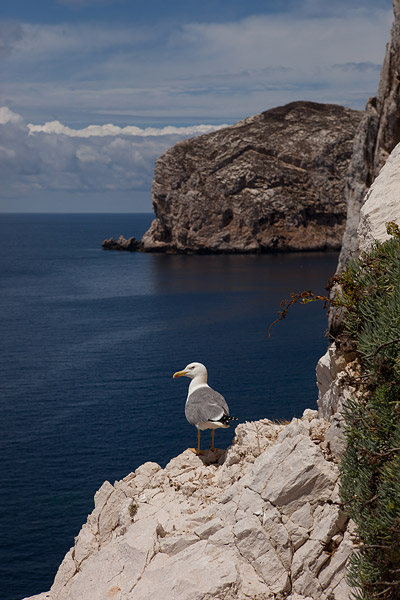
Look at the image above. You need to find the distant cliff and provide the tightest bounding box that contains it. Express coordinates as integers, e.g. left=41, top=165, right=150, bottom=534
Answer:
left=141, top=101, right=362, bottom=254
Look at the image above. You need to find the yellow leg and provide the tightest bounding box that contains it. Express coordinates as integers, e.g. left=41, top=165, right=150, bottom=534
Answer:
left=189, top=430, right=203, bottom=455
left=211, top=429, right=215, bottom=451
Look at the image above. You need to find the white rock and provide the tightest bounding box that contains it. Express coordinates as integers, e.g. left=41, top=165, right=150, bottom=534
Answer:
left=207, top=525, right=234, bottom=547
left=194, top=516, right=224, bottom=539
left=284, top=516, right=310, bottom=551
left=262, top=505, right=292, bottom=570
left=250, top=434, right=338, bottom=515
left=302, top=408, right=319, bottom=422
left=318, top=531, right=354, bottom=590
left=158, top=533, right=199, bottom=555
left=316, top=344, right=352, bottom=420
left=73, top=522, right=98, bottom=567
left=49, top=548, right=77, bottom=599
left=291, top=538, right=325, bottom=579
left=131, top=541, right=239, bottom=600
left=316, top=345, right=338, bottom=405
left=290, top=502, right=314, bottom=531
left=312, top=503, right=347, bottom=545
left=324, top=574, right=353, bottom=600
left=23, top=417, right=353, bottom=600
left=234, top=516, right=290, bottom=593
left=237, top=486, right=265, bottom=517
left=292, top=568, right=324, bottom=597
left=321, top=415, right=346, bottom=459
left=358, top=141, right=400, bottom=252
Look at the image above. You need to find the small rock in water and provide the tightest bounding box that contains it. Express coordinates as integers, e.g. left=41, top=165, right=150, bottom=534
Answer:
left=102, top=235, right=139, bottom=251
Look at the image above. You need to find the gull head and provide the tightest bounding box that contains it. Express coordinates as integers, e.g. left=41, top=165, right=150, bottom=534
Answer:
left=173, top=362, right=208, bottom=380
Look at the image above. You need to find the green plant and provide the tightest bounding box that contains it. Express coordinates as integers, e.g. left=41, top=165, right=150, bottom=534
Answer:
left=128, top=501, right=138, bottom=520
left=269, top=222, right=400, bottom=599
left=338, top=223, right=400, bottom=600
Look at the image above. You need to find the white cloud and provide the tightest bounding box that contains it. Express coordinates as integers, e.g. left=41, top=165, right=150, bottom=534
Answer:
left=0, top=107, right=225, bottom=205
left=0, top=5, right=392, bottom=124
left=0, top=146, right=16, bottom=159
left=0, top=106, right=23, bottom=124
left=0, top=2, right=395, bottom=211
left=27, top=121, right=227, bottom=137
left=8, top=21, right=152, bottom=60
left=168, top=11, right=391, bottom=77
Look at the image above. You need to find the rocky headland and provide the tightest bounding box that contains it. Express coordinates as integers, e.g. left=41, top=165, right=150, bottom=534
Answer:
left=140, top=102, right=361, bottom=254
left=103, top=2, right=400, bottom=260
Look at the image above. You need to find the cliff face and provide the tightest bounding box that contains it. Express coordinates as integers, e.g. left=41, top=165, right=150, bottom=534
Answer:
left=317, top=139, right=400, bottom=457
left=337, top=0, right=400, bottom=270
left=24, top=412, right=353, bottom=600
left=358, top=141, right=400, bottom=251
left=141, top=102, right=362, bottom=254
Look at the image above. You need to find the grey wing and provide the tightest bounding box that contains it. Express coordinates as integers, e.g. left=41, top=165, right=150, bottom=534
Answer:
left=185, top=387, right=229, bottom=426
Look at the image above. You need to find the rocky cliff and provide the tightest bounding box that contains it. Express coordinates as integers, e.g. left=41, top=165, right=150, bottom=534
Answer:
left=321, top=137, right=400, bottom=342
left=24, top=412, right=354, bottom=600
left=337, top=0, right=400, bottom=270
left=141, top=102, right=361, bottom=254
left=317, top=139, right=400, bottom=476
left=315, top=139, right=400, bottom=598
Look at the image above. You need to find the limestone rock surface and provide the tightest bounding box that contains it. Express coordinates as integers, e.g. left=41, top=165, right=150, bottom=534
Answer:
left=318, top=135, right=400, bottom=424
left=141, top=101, right=361, bottom=254
left=23, top=412, right=354, bottom=600
left=358, top=141, right=400, bottom=252
left=338, top=0, right=400, bottom=269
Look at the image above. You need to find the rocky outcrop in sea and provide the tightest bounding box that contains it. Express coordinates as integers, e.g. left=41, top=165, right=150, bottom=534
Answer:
left=140, top=101, right=361, bottom=254
left=102, top=236, right=140, bottom=251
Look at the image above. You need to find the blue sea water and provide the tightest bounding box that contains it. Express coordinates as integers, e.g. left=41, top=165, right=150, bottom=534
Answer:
left=0, top=213, right=339, bottom=600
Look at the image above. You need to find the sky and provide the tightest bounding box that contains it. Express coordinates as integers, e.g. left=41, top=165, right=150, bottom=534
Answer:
left=0, top=0, right=394, bottom=213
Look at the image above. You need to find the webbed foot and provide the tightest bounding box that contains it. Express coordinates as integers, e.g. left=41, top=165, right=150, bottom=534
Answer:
left=188, top=447, right=203, bottom=455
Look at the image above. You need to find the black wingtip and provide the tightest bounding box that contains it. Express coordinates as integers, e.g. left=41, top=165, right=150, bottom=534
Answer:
left=220, top=414, right=238, bottom=425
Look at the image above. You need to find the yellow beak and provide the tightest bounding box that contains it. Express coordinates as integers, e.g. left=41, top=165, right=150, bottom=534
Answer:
left=173, top=370, right=187, bottom=378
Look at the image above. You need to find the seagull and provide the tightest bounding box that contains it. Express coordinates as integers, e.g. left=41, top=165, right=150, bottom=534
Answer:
left=173, top=362, right=237, bottom=454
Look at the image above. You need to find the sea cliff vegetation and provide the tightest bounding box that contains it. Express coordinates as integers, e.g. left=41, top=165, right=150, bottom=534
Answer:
left=339, top=223, right=400, bottom=600
left=269, top=222, right=400, bottom=599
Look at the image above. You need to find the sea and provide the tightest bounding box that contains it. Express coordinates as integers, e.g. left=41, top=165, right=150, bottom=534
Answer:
left=0, top=213, right=339, bottom=600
